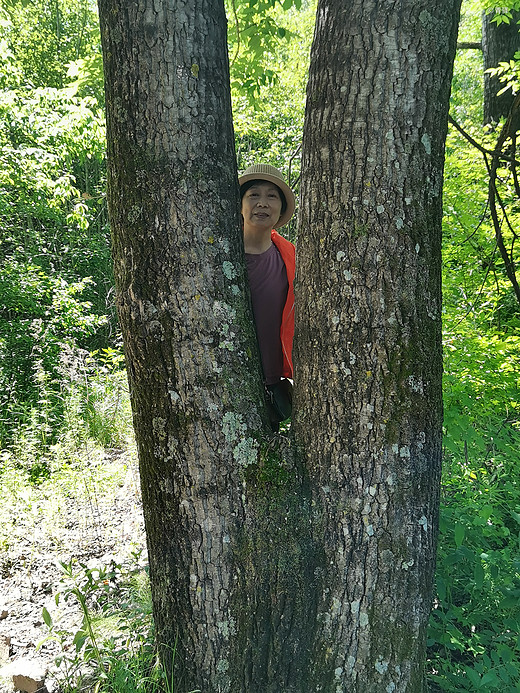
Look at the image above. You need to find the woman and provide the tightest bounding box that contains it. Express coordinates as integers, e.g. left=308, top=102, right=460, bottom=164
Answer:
left=238, top=163, right=296, bottom=429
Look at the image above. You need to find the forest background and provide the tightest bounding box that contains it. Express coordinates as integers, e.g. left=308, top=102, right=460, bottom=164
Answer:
left=0, top=0, right=519, bottom=690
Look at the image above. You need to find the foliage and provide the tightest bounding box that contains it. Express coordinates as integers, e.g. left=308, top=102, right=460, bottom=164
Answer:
left=444, top=0, right=520, bottom=329
left=0, top=81, right=112, bottom=448
left=443, top=126, right=520, bottom=332
left=450, top=0, right=484, bottom=125
left=0, top=0, right=101, bottom=91
left=426, top=8, right=520, bottom=686
left=40, top=557, right=200, bottom=693
left=0, top=0, right=110, bottom=451
left=482, top=1, right=520, bottom=23
left=486, top=57, right=520, bottom=99
left=232, top=0, right=315, bottom=215
left=0, top=344, right=133, bottom=469
left=41, top=556, right=155, bottom=693
left=233, top=0, right=316, bottom=242
left=0, top=261, right=105, bottom=448
left=428, top=266, right=520, bottom=687
left=429, top=211, right=520, bottom=688
left=427, top=440, right=520, bottom=690
left=0, top=88, right=109, bottom=299
left=75, top=348, right=132, bottom=448
left=481, top=1, right=520, bottom=103
left=226, top=0, right=304, bottom=101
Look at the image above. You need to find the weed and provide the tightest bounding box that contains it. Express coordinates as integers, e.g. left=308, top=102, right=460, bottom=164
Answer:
left=40, top=555, right=163, bottom=693
left=39, top=555, right=202, bottom=692
left=427, top=431, right=520, bottom=690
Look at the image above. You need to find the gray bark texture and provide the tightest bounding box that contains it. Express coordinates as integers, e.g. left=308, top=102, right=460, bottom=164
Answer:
left=98, top=1, right=316, bottom=691
left=294, top=1, right=461, bottom=691
left=99, top=0, right=462, bottom=689
left=483, top=9, right=520, bottom=127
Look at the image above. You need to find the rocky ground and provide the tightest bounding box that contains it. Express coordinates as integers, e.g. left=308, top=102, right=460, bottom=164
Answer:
left=0, top=447, right=146, bottom=693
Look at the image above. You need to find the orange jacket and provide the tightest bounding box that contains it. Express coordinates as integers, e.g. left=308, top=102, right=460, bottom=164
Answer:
left=271, top=230, right=295, bottom=379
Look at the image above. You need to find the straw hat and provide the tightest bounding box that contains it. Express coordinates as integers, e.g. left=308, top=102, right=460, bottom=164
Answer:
left=238, top=164, right=295, bottom=229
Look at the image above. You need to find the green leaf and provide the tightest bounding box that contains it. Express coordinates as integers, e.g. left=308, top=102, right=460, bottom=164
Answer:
left=445, top=551, right=461, bottom=566
left=73, top=631, right=88, bottom=651
left=473, top=561, right=484, bottom=589
left=500, top=594, right=520, bottom=609
left=480, top=505, right=494, bottom=521
left=465, top=667, right=482, bottom=688
left=481, top=671, right=500, bottom=687
left=454, top=523, right=465, bottom=547
left=436, top=576, right=447, bottom=602
left=42, top=607, right=52, bottom=628
left=497, top=644, right=514, bottom=664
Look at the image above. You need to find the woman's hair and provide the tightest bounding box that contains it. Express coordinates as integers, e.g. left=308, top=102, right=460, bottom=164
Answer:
left=240, top=179, right=288, bottom=217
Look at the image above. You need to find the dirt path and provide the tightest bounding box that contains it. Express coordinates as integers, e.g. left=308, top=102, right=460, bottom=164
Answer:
left=0, top=447, right=146, bottom=692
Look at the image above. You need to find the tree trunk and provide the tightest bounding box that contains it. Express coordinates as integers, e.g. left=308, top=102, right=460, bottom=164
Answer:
left=98, top=0, right=260, bottom=687
left=99, top=0, right=462, bottom=688
left=294, top=1, right=461, bottom=691
left=97, top=1, right=317, bottom=690
left=483, top=9, right=520, bottom=127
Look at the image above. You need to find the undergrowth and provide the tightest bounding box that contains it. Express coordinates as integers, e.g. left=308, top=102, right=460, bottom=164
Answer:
left=427, top=303, right=520, bottom=689
left=39, top=557, right=188, bottom=693
left=37, top=557, right=204, bottom=693
left=427, top=447, right=520, bottom=691
left=1, top=346, right=133, bottom=480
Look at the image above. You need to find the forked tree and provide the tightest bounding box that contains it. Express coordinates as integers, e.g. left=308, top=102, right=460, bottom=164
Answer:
left=98, top=0, right=461, bottom=690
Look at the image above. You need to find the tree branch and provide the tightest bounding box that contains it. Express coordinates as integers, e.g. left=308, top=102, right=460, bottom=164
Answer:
left=488, top=95, right=520, bottom=305
left=448, top=115, right=493, bottom=158
left=457, top=41, right=482, bottom=50
left=449, top=97, right=520, bottom=306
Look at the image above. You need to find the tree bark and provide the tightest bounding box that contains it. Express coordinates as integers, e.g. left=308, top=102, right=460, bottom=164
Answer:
left=98, top=1, right=317, bottom=690
left=97, top=0, right=264, bottom=688
left=483, top=9, right=520, bottom=127
left=99, top=0, right=462, bottom=689
left=294, top=1, right=461, bottom=691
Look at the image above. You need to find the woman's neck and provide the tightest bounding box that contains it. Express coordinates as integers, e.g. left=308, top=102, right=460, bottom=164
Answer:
left=243, top=227, right=273, bottom=254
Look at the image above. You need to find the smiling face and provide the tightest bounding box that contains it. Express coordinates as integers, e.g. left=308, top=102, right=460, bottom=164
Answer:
left=241, top=181, right=283, bottom=235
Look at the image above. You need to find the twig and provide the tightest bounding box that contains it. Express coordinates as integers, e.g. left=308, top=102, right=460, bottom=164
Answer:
left=230, top=0, right=241, bottom=69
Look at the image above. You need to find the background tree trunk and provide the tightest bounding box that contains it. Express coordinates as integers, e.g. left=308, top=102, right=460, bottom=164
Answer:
left=483, top=9, right=520, bottom=127
left=294, top=0, right=461, bottom=690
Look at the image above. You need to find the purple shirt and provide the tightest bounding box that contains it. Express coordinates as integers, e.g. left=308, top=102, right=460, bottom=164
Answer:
left=245, top=243, right=289, bottom=385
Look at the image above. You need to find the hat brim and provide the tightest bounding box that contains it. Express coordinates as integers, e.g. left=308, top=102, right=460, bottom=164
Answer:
left=238, top=172, right=296, bottom=229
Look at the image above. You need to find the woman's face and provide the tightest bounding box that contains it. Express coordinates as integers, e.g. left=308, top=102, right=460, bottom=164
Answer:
left=241, top=182, right=283, bottom=233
